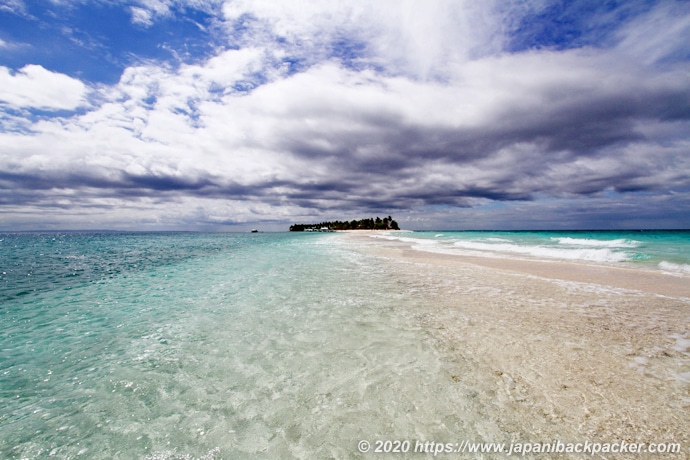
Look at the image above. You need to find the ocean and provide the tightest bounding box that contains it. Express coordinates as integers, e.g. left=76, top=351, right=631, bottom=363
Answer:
left=372, top=230, right=690, bottom=275
left=1, top=230, right=689, bottom=459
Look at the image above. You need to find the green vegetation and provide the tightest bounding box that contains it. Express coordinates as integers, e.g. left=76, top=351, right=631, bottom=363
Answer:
left=289, top=216, right=400, bottom=231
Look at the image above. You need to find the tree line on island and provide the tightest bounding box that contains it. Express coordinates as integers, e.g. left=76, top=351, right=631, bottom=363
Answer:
left=289, top=216, right=400, bottom=231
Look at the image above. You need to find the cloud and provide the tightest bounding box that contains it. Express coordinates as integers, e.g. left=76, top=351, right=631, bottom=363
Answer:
left=614, top=1, right=690, bottom=65
left=0, top=64, right=89, bottom=111
left=0, top=0, right=27, bottom=16
left=130, top=6, right=155, bottom=26
left=0, top=0, right=689, bottom=230
left=128, top=0, right=174, bottom=26
left=128, top=0, right=224, bottom=27
left=221, top=0, right=504, bottom=80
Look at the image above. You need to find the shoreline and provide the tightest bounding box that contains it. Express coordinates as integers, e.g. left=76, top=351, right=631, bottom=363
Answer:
left=341, top=231, right=690, bottom=456
left=343, top=231, right=690, bottom=298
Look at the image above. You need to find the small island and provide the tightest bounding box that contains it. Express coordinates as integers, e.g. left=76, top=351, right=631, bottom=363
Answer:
left=289, top=216, right=400, bottom=232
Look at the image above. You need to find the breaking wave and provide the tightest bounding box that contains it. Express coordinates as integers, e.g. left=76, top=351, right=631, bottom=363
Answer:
left=658, top=261, right=690, bottom=274
left=452, top=241, right=631, bottom=263
left=551, top=237, right=640, bottom=248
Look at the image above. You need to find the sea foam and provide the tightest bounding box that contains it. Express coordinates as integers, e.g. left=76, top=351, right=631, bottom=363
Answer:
left=659, top=261, right=690, bottom=275
left=551, top=237, right=640, bottom=248
left=369, top=231, right=690, bottom=270
left=451, top=241, right=630, bottom=263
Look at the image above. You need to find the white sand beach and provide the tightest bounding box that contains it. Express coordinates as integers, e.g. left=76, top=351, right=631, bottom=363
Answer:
left=344, top=232, right=690, bottom=457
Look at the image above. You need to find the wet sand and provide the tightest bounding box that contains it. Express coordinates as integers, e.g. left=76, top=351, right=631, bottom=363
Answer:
left=345, top=232, right=690, bottom=457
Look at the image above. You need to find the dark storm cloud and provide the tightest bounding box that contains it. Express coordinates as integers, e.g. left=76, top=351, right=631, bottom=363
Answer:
left=260, top=68, right=690, bottom=213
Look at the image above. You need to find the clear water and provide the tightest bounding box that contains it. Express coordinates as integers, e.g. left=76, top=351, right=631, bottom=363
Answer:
left=0, top=232, right=493, bottom=459
left=374, top=230, right=690, bottom=274
left=2, top=230, right=688, bottom=459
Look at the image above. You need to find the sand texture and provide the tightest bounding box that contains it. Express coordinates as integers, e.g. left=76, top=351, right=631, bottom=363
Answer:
left=347, top=233, right=690, bottom=458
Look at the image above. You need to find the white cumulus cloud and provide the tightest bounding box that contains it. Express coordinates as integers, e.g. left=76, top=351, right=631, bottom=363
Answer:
left=0, top=64, right=88, bottom=111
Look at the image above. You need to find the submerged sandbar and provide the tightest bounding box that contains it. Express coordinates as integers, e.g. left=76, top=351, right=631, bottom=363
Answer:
left=343, top=231, right=690, bottom=457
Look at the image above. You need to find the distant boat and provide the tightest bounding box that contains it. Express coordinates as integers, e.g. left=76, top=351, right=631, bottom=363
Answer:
left=251, top=229, right=258, bottom=233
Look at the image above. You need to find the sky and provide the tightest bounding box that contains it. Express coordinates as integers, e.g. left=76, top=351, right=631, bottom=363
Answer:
left=0, top=0, right=689, bottom=231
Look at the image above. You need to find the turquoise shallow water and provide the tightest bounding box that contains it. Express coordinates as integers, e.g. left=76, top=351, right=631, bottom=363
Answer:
left=374, top=230, right=690, bottom=274
left=0, top=232, right=492, bottom=459
left=2, top=230, right=688, bottom=459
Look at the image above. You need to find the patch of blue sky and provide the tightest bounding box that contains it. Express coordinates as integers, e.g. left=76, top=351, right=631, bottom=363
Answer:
left=172, top=101, right=203, bottom=129
left=263, top=35, right=373, bottom=79
left=223, top=14, right=310, bottom=85
left=0, top=105, right=90, bottom=133
left=0, top=111, right=34, bottom=134
left=280, top=56, right=309, bottom=76
left=328, top=36, right=370, bottom=70
left=207, top=82, right=226, bottom=96
left=142, top=94, right=158, bottom=107
left=506, top=0, right=658, bottom=52
left=0, top=2, right=222, bottom=84
left=231, top=70, right=271, bottom=95
left=226, top=12, right=259, bottom=45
